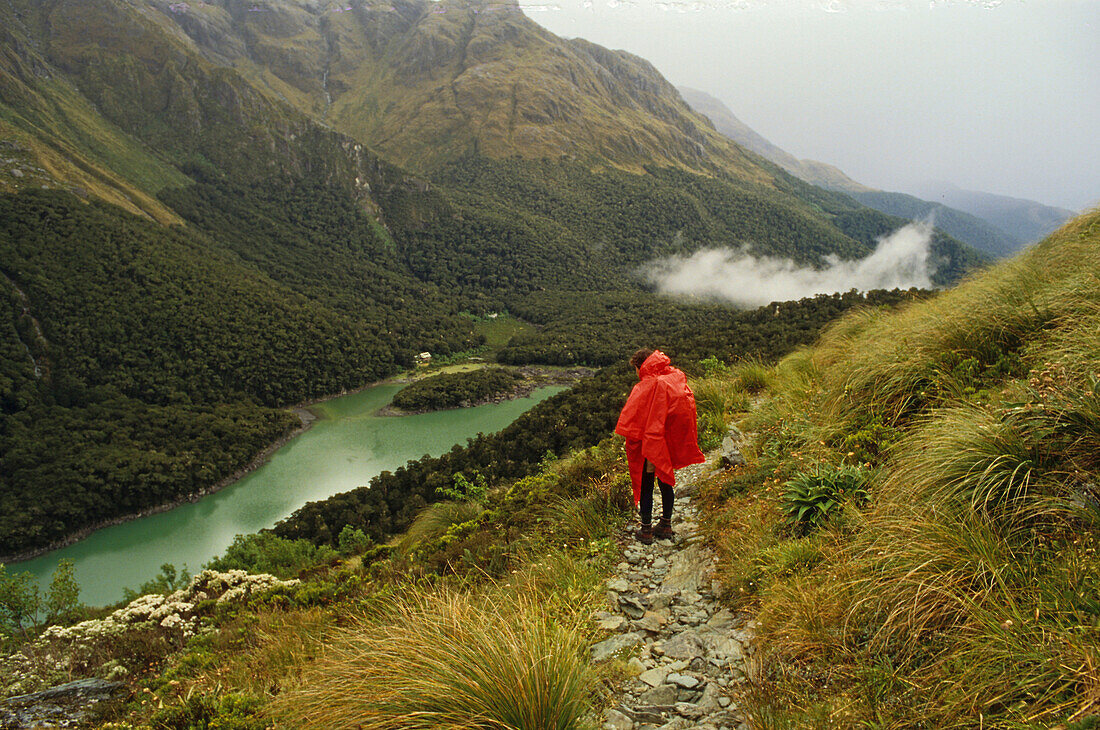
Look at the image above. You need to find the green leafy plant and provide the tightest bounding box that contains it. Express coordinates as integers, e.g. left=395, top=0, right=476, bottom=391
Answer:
left=149, top=692, right=272, bottom=730
left=780, top=464, right=871, bottom=532
left=336, top=526, right=372, bottom=556
left=436, top=471, right=489, bottom=504
left=699, top=355, right=731, bottom=378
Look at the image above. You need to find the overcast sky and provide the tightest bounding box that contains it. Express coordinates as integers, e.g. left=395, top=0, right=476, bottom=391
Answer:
left=521, top=0, right=1099, bottom=212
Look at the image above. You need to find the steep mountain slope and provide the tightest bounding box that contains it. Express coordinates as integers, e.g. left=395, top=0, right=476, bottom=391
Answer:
left=147, top=0, right=772, bottom=181
left=679, top=86, right=1030, bottom=258
left=1, top=0, right=986, bottom=290
left=0, top=0, right=489, bottom=558
left=710, top=208, right=1100, bottom=726
left=0, top=2, right=188, bottom=222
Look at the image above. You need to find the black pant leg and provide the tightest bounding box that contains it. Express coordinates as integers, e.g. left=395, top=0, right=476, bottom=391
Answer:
left=658, top=479, right=674, bottom=521
left=639, top=468, right=655, bottom=524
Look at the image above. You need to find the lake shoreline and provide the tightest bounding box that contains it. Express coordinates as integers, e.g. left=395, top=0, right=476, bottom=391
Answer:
left=1, top=407, right=321, bottom=567
left=2, top=366, right=590, bottom=567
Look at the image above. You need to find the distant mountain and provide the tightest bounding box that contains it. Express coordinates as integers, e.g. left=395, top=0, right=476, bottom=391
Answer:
left=910, top=182, right=1076, bottom=245
left=0, top=0, right=984, bottom=284
left=679, top=86, right=1031, bottom=259
left=678, top=86, right=871, bottom=194
left=849, top=191, right=1025, bottom=260
left=157, top=0, right=771, bottom=182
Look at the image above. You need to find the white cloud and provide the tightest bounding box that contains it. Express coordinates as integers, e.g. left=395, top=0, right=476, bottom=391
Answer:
left=643, top=220, right=936, bottom=307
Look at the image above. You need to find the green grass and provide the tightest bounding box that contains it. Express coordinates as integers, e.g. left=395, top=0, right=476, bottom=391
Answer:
left=470, top=314, right=537, bottom=353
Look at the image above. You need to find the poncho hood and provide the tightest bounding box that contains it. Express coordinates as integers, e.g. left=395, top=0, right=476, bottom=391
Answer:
left=638, top=350, right=672, bottom=379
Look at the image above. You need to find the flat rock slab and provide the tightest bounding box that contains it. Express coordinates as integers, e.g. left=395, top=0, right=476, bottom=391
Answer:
left=0, top=679, right=125, bottom=729
left=605, top=708, right=634, bottom=730
left=638, top=668, right=667, bottom=687
left=592, top=632, right=645, bottom=662
left=661, top=629, right=710, bottom=661
left=662, top=545, right=707, bottom=593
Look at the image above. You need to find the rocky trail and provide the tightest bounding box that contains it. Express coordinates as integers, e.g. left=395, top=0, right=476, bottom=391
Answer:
left=591, top=458, right=755, bottom=730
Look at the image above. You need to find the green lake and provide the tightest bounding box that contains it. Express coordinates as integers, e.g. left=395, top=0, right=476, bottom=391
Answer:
left=17, top=383, right=564, bottom=608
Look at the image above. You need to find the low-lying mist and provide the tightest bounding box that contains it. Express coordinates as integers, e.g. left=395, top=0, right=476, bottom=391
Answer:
left=644, top=221, right=937, bottom=307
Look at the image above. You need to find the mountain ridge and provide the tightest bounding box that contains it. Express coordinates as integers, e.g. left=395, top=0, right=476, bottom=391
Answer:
left=140, top=0, right=774, bottom=182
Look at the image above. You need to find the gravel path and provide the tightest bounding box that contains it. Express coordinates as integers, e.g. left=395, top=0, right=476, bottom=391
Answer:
left=591, top=459, right=755, bottom=730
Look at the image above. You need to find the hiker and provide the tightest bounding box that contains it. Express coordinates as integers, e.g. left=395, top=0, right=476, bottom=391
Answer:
left=615, top=349, right=705, bottom=544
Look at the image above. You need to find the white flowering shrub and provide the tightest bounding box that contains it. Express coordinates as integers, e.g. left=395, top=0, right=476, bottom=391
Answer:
left=0, top=570, right=298, bottom=699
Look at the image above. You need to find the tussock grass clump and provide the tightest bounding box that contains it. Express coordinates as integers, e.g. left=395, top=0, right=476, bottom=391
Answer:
left=273, top=588, right=596, bottom=730
left=395, top=500, right=484, bottom=557
left=732, top=358, right=772, bottom=394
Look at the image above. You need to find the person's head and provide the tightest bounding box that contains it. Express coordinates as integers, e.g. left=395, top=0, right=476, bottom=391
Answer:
left=630, top=348, right=655, bottom=371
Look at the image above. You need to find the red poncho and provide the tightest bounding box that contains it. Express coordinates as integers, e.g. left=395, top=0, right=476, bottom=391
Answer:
left=614, top=351, right=705, bottom=505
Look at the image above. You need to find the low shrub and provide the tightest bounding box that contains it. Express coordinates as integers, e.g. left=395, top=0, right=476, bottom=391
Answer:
left=149, top=692, right=271, bottom=730
left=206, top=534, right=337, bottom=580
left=780, top=464, right=871, bottom=533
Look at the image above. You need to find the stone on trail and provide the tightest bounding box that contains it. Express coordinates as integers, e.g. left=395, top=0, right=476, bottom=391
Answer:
left=607, top=577, right=632, bottom=593
left=674, top=701, right=705, bottom=719
left=663, top=545, right=707, bottom=593
left=592, top=632, right=645, bottom=662
left=619, top=594, right=647, bottom=619
left=711, top=636, right=745, bottom=662
left=638, top=667, right=667, bottom=687
left=706, top=608, right=737, bottom=629
left=695, top=680, right=726, bottom=712
left=634, top=612, right=667, bottom=633
left=596, top=613, right=629, bottom=632
left=648, top=589, right=678, bottom=610
left=719, top=428, right=748, bottom=469
left=605, top=708, right=634, bottom=730
left=666, top=672, right=700, bottom=689
left=639, top=684, right=679, bottom=705
left=661, top=629, right=709, bottom=661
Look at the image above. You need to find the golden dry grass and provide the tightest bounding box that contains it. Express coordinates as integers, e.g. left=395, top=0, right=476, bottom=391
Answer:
left=272, top=588, right=596, bottom=730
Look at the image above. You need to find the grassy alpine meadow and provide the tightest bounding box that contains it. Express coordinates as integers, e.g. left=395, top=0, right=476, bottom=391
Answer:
left=693, top=210, right=1100, bottom=728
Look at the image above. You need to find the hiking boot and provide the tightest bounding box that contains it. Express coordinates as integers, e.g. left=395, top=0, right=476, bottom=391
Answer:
left=654, top=517, right=674, bottom=540
left=636, top=522, right=654, bottom=545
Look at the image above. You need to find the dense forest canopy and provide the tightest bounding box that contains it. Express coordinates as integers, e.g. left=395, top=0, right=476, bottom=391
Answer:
left=390, top=368, right=523, bottom=412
